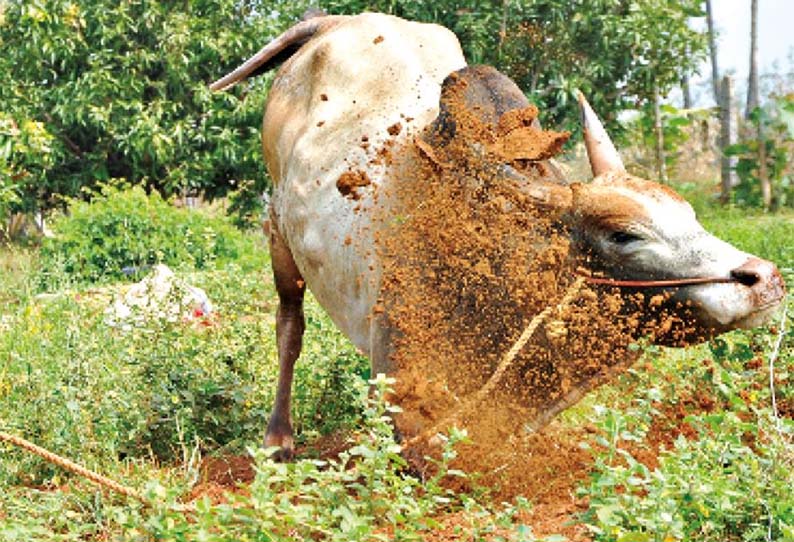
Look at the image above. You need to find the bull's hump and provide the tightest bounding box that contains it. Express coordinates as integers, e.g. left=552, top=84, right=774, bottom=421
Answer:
left=263, top=13, right=467, bottom=188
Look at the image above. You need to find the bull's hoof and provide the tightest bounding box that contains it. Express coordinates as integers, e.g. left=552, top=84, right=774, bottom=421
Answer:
left=268, top=444, right=295, bottom=462
left=264, top=428, right=295, bottom=462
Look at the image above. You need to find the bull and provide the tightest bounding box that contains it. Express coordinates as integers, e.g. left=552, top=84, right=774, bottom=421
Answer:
left=211, top=12, right=785, bottom=459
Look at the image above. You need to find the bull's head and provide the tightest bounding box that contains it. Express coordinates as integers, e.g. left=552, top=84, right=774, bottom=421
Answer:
left=423, top=66, right=786, bottom=345
left=557, top=94, right=785, bottom=343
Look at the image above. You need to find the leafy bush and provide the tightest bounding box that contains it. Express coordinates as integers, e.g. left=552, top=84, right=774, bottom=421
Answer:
left=725, top=94, right=794, bottom=209
left=0, top=0, right=285, bottom=215
left=0, top=255, right=369, bottom=480
left=39, top=183, right=248, bottom=284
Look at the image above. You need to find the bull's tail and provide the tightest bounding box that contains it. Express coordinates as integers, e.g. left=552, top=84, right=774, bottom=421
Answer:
left=209, top=12, right=337, bottom=92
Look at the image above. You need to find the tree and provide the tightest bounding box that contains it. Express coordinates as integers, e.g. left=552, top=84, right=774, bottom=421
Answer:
left=746, top=0, right=761, bottom=117
left=0, top=0, right=306, bottom=217
left=653, top=82, right=668, bottom=181
left=719, top=76, right=738, bottom=203
left=743, top=0, right=770, bottom=207
left=705, top=0, right=721, bottom=106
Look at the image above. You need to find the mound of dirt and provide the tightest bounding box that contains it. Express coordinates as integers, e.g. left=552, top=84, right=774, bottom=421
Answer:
left=188, top=455, right=254, bottom=503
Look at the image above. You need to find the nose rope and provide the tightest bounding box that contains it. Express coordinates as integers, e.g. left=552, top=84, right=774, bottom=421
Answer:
left=577, top=272, right=737, bottom=288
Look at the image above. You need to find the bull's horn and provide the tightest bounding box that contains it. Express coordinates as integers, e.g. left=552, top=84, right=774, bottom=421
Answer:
left=577, top=91, right=625, bottom=176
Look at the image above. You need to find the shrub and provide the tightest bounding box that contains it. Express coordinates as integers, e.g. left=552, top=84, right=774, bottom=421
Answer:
left=725, top=94, right=794, bottom=209
left=39, top=183, right=247, bottom=284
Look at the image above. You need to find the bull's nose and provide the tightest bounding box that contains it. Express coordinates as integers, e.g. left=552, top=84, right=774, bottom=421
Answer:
left=730, top=257, right=786, bottom=303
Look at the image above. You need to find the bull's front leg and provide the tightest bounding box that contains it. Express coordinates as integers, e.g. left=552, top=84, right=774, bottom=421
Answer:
left=264, top=222, right=306, bottom=461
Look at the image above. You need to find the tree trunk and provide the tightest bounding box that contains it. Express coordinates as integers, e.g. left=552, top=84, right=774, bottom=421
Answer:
left=758, top=120, right=772, bottom=208
left=497, top=0, right=509, bottom=61
left=681, top=41, right=692, bottom=109
left=653, top=83, right=667, bottom=182
left=706, top=0, right=721, bottom=107
left=720, top=76, right=738, bottom=203
left=682, top=74, right=692, bottom=109
left=746, top=0, right=760, bottom=118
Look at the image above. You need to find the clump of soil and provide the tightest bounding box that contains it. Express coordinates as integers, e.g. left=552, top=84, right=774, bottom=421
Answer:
left=188, top=455, right=254, bottom=503
left=387, top=122, right=402, bottom=136
left=337, top=169, right=372, bottom=199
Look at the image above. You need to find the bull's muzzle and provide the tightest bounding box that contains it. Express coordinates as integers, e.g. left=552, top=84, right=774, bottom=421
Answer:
left=730, top=257, right=787, bottom=309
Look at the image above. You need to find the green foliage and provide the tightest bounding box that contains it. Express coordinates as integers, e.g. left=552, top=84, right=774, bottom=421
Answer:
left=580, top=315, right=794, bottom=541
left=0, top=258, right=367, bottom=482
left=725, top=94, right=794, bottom=209
left=630, top=105, right=713, bottom=175
left=0, top=281, right=530, bottom=539
left=0, top=113, right=49, bottom=225
left=0, top=0, right=281, bottom=215
left=134, top=378, right=476, bottom=541
left=38, top=184, right=248, bottom=284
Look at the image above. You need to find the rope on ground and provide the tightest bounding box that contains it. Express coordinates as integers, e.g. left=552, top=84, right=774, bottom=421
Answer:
left=401, top=276, right=587, bottom=449
left=0, top=430, right=149, bottom=504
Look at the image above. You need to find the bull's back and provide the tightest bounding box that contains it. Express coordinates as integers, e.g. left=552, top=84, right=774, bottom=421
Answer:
left=263, top=13, right=466, bottom=352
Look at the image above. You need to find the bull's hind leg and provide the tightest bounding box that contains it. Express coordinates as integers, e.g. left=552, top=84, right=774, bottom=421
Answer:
left=264, top=222, right=306, bottom=460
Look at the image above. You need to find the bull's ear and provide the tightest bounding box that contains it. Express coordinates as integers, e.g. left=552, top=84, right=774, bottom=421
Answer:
left=499, top=164, right=572, bottom=211
left=578, top=92, right=625, bottom=176
left=526, top=180, right=573, bottom=210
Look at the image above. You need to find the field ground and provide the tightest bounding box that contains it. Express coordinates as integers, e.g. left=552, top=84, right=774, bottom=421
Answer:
left=1, top=189, right=793, bottom=541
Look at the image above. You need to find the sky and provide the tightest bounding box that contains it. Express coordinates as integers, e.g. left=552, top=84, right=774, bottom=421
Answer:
left=688, top=0, right=794, bottom=106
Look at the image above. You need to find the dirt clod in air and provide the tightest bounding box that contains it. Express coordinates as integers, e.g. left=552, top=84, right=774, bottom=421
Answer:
left=337, top=169, right=371, bottom=199
left=373, top=35, right=384, bottom=44
left=364, top=66, right=654, bottom=506
left=387, top=122, right=402, bottom=136
left=320, top=93, right=328, bottom=101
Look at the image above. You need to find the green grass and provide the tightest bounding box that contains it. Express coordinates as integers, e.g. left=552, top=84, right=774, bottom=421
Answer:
left=1, top=189, right=793, bottom=541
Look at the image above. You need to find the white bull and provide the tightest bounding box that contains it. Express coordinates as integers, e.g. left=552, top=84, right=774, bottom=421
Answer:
left=211, top=12, right=785, bottom=458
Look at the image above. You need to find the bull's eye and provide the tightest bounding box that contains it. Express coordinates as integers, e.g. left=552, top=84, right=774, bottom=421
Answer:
left=609, top=231, right=642, bottom=245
